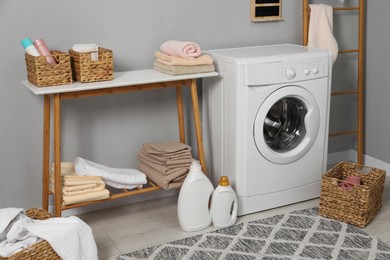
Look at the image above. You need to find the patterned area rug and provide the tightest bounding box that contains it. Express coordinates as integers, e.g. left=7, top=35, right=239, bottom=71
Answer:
left=117, top=208, right=390, bottom=260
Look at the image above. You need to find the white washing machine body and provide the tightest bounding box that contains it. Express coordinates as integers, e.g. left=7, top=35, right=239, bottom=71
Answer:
left=202, top=44, right=332, bottom=216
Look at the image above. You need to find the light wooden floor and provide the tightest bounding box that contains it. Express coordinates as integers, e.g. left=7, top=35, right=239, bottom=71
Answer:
left=78, top=178, right=390, bottom=260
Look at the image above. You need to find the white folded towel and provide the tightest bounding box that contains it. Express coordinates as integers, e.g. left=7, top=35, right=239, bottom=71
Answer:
left=74, top=157, right=147, bottom=189
left=308, top=4, right=338, bottom=64
left=73, top=43, right=99, bottom=61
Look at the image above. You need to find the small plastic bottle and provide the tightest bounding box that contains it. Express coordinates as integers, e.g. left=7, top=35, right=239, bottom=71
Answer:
left=34, top=38, right=57, bottom=65
left=21, top=38, right=40, bottom=57
left=177, top=160, right=214, bottom=232
left=210, top=176, right=238, bottom=229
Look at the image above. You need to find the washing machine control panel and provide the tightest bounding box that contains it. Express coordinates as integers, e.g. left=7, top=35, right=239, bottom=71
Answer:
left=283, top=57, right=327, bottom=81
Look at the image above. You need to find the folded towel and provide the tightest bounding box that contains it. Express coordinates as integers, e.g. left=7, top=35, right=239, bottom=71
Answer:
left=143, top=141, right=191, bottom=155
left=160, top=40, right=201, bottom=59
left=63, top=175, right=103, bottom=186
left=62, top=189, right=110, bottom=206
left=74, top=157, right=147, bottom=189
left=308, top=4, right=338, bottom=64
left=155, top=51, right=213, bottom=66
left=50, top=164, right=78, bottom=194
left=62, top=177, right=106, bottom=197
left=154, top=61, right=215, bottom=76
left=138, top=162, right=187, bottom=190
left=72, top=43, right=99, bottom=61
left=138, top=151, right=191, bottom=176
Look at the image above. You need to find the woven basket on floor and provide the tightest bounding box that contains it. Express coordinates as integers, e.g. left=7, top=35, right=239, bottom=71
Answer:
left=69, top=47, right=114, bottom=83
left=0, top=208, right=60, bottom=260
left=25, top=51, right=73, bottom=87
left=319, top=161, right=386, bottom=228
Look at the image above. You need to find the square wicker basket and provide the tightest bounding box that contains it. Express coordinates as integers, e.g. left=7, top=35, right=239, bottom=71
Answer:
left=319, top=161, right=386, bottom=227
left=69, top=47, right=114, bottom=83
left=0, top=208, right=60, bottom=260
left=25, top=51, right=73, bottom=87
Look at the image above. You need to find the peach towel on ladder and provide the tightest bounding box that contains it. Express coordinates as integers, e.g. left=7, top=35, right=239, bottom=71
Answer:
left=308, top=4, right=338, bottom=64
left=160, top=40, right=201, bottom=59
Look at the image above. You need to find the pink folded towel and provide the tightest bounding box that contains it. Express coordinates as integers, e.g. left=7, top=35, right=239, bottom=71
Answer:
left=339, top=176, right=361, bottom=191
left=160, top=40, right=201, bottom=59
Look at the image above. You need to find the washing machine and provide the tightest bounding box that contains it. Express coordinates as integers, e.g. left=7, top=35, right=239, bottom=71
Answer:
left=202, top=44, right=332, bottom=216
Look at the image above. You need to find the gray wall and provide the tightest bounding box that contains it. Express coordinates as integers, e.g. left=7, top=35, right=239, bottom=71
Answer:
left=365, top=0, right=390, bottom=163
left=0, top=0, right=304, bottom=209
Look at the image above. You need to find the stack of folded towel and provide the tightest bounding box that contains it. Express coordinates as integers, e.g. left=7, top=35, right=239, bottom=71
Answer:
left=154, top=40, right=215, bottom=75
left=49, top=162, right=110, bottom=206
left=137, top=141, right=193, bottom=189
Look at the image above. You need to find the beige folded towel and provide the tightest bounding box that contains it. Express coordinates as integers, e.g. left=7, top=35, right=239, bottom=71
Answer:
left=62, top=189, right=110, bottom=206
left=138, top=162, right=187, bottom=190
left=138, top=151, right=190, bottom=175
left=155, top=51, right=213, bottom=66
left=62, top=176, right=106, bottom=196
left=154, top=61, right=215, bottom=76
left=63, top=183, right=105, bottom=197
left=63, top=175, right=104, bottom=186
left=143, top=141, right=191, bottom=155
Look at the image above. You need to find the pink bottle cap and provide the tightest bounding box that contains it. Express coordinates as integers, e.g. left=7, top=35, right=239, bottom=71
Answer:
left=34, top=38, right=45, bottom=47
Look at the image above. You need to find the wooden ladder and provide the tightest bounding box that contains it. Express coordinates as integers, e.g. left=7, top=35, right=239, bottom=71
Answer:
left=302, top=0, right=365, bottom=164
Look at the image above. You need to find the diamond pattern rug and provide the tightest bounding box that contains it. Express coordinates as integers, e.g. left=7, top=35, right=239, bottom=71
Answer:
left=117, top=208, right=390, bottom=260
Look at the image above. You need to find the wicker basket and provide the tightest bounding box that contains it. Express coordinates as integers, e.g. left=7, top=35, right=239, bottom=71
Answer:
left=69, top=47, right=114, bottom=83
left=0, top=208, right=60, bottom=260
left=25, top=51, right=73, bottom=87
left=319, top=161, right=386, bottom=227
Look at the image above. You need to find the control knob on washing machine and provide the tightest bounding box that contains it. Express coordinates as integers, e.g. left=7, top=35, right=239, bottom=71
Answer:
left=285, top=68, right=296, bottom=80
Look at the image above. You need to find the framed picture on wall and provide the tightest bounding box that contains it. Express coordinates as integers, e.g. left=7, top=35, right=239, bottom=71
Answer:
left=251, top=0, right=283, bottom=22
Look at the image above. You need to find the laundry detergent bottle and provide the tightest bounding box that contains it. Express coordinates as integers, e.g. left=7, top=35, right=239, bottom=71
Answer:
left=177, top=160, right=214, bottom=232
left=210, top=176, right=238, bottom=229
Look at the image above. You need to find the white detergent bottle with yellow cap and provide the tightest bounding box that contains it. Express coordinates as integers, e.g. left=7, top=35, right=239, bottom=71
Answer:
left=210, top=176, right=238, bottom=229
left=177, top=160, right=214, bottom=232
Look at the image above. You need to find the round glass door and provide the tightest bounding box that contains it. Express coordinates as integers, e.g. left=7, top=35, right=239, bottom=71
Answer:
left=264, top=97, right=307, bottom=152
left=254, top=86, right=320, bottom=164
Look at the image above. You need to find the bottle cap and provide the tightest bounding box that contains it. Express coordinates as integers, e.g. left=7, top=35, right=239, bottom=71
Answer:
left=21, top=38, right=33, bottom=49
left=34, top=38, right=45, bottom=47
left=219, top=176, right=230, bottom=186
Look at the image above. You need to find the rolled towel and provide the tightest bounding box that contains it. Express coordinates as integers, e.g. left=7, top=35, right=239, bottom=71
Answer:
left=338, top=176, right=361, bottom=191
left=155, top=51, right=213, bottom=66
left=160, top=40, right=201, bottom=59
left=74, top=157, right=147, bottom=187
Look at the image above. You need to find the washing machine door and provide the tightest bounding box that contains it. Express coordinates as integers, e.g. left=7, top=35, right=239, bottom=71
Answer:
left=253, top=85, right=320, bottom=164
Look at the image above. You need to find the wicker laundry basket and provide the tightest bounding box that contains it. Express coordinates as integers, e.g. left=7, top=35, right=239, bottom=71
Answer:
left=319, top=161, right=386, bottom=228
left=0, top=208, right=60, bottom=260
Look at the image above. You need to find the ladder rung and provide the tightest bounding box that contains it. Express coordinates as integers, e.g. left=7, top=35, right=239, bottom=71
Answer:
left=333, top=7, right=360, bottom=11
left=332, top=90, right=359, bottom=96
left=329, top=130, right=359, bottom=137
left=339, top=49, right=359, bottom=54
left=308, top=6, right=360, bottom=12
